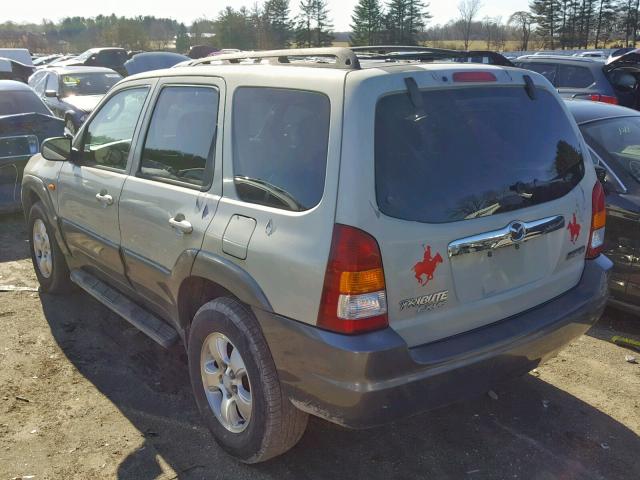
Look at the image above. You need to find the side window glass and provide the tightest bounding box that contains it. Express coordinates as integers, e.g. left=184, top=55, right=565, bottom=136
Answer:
left=80, top=87, right=148, bottom=170
left=232, top=87, right=330, bottom=211
left=524, top=63, right=557, bottom=84
left=140, top=85, right=219, bottom=188
left=32, top=72, right=46, bottom=95
left=46, top=74, right=58, bottom=92
left=557, top=65, right=595, bottom=88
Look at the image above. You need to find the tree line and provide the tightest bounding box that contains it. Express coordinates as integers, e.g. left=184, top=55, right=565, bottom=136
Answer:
left=3, top=0, right=640, bottom=53
left=527, top=0, right=640, bottom=50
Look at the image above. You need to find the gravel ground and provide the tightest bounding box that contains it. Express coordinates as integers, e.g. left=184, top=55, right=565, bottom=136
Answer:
left=0, top=212, right=639, bottom=480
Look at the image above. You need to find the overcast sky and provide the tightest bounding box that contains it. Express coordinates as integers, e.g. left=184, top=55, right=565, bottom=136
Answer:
left=5, top=0, right=530, bottom=31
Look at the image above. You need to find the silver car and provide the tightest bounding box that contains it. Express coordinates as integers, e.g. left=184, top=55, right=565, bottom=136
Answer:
left=21, top=47, right=611, bottom=463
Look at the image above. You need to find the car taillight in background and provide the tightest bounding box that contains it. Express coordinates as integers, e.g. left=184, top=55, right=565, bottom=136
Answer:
left=588, top=94, right=618, bottom=105
left=318, top=224, right=388, bottom=334
left=586, top=181, right=606, bottom=259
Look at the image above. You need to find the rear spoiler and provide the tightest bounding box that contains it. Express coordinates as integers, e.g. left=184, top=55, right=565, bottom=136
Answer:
left=0, top=57, right=36, bottom=83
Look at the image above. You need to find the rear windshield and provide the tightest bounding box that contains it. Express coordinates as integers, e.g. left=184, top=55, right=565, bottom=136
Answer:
left=0, top=90, right=50, bottom=116
left=375, top=85, right=585, bottom=223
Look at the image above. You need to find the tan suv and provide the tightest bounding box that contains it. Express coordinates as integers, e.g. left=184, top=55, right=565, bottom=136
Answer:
left=21, top=47, right=612, bottom=463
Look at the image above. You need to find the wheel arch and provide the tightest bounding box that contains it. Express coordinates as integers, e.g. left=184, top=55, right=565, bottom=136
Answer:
left=21, top=175, right=71, bottom=256
left=177, top=251, right=273, bottom=341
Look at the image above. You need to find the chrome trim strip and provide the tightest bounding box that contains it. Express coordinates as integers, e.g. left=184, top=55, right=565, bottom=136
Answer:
left=448, top=215, right=565, bottom=258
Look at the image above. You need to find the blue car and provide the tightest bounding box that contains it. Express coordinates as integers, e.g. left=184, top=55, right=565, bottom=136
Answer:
left=0, top=80, right=63, bottom=213
left=28, top=66, right=122, bottom=135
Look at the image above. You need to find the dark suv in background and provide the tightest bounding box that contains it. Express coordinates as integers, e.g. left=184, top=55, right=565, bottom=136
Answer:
left=515, top=51, right=640, bottom=108
left=50, top=48, right=128, bottom=76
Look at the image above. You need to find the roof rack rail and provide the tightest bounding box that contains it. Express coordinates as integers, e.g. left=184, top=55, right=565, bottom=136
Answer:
left=191, top=47, right=360, bottom=70
left=189, top=45, right=514, bottom=70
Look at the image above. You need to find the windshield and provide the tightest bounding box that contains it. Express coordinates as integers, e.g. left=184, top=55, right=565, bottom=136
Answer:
left=581, top=116, right=640, bottom=188
left=0, top=90, right=51, bottom=116
left=74, top=49, right=96, bottom=62
left=60, top=72, right=121, bottom=97
left=375, top=85, right=585, bottom=223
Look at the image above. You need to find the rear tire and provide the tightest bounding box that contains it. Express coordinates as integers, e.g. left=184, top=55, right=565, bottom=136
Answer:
left=28, top=202, right=72, bottom=293
left=187, top=297, right=308, bottom=463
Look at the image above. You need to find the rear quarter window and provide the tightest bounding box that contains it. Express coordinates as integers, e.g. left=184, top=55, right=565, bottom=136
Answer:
left=375, top=85, right=585, bottom=223
left=557, top=65, right=595, bottom=88
left=232, top=87, right=330, bottom=212
left=516, top=62, right=557, bottom=84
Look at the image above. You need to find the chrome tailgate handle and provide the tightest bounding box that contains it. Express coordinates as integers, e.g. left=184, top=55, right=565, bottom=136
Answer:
left=448, top=215, right=565, bottom=258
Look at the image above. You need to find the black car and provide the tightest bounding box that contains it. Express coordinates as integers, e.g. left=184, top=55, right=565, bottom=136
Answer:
left=28, top=66, right=122, bottom=134
left=50, top=48, right=129, bottom=76
left=566, top=99, right=640, bottom=313
left=0, top=80, right=63, bottom=213
left=123, top=52, right=189, bottom=75
left=516, top=50, right=640, bottom=109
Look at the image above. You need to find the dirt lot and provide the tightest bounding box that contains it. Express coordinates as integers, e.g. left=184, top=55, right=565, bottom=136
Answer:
left=1, top=212, right=639, bottom=480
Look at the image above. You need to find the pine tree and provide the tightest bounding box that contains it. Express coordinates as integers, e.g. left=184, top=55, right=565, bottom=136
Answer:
left=264, top=0, right=293, bottom=48
left=295, top=0, right=333, bottom=47
left=530, top=0, right=562, bottom=48
left=175, top=23, right=190, bottom=53
left=350, top=0, right=383, bottom=45
left=384, top=0, right=430, bottom=45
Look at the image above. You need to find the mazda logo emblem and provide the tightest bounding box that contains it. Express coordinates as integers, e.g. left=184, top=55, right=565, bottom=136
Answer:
left=509, top=221, right=526, bottom=243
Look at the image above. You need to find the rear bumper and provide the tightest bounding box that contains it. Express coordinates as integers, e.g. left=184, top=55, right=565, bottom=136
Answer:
left=256, top=255, right=612, bottom=429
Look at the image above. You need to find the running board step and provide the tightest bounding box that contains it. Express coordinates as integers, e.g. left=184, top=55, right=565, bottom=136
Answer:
left=70, top=270, right=179, bottom=348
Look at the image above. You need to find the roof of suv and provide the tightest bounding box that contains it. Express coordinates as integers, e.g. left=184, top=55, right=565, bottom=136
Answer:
left=125, top=47, right=520, bottom=84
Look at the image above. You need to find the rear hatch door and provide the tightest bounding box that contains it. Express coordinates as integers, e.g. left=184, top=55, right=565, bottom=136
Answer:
left=342, top=67, right=593, bottom=347
left=604, top=49, right=640, bottom=73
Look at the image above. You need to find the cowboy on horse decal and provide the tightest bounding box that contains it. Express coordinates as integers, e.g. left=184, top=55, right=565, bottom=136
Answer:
left=567, top=213, right=581, bottom=244
left=413, top=245, right=443, bottom=286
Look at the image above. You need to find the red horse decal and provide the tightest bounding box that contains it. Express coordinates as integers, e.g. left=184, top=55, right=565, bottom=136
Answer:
left=567, top=213, right=581, bottom=244
left=412, top=245, right=443, bottom=286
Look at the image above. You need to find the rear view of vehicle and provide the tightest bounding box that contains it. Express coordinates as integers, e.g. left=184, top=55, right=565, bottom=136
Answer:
left=516, top=53, right=640, bottom=110
left=290, top=62, right=613, bottom=428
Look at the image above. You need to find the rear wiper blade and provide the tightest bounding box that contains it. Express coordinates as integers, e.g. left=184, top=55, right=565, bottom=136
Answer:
left=404, top=77, right=427, bottom=122
left=523, top=75, right=537, bottom=100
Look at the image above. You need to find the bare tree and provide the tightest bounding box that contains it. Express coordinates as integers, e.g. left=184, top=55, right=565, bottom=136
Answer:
left=508, top=11, right=534, bottom=51
left=458, top=0, right=482, bottom=49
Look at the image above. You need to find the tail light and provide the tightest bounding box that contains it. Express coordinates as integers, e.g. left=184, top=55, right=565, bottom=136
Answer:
left=317, top=224, right=388, bottom=334
left=588, top=94, right=618, bottom=105
left=452, top=72, right=497, bottom=83
left=586, top=182, right=606, bottom=259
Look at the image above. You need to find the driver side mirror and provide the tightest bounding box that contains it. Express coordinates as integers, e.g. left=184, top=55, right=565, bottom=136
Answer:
left=44, top=89, right=58, bottom=98
left=41, top=137, right=71, bottom=162
left=595, top=165, right=607, bottom=185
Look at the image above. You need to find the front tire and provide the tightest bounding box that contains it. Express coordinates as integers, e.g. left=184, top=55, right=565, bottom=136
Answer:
left=187, top=297, right=308, bottom=463
left=28, top=202, right=72, bottom=293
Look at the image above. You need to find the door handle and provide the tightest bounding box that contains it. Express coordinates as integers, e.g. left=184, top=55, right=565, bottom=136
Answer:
left=169, top=215, right=193, bottom=234
left=95, top=192, right=114, bottom=206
